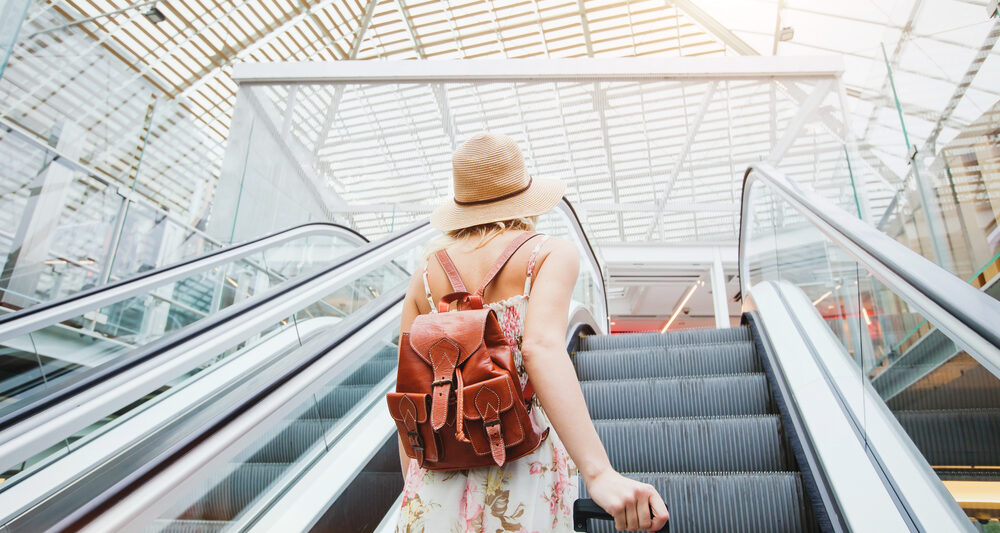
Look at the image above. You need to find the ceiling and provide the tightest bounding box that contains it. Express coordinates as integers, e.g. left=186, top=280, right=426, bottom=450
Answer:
left=1, top=0, right=998, bottom=327
left=3, top=0, right=997, bottom=241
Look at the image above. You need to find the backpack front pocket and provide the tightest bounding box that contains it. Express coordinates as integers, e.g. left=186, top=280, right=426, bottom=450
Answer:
left=461, top=374, right=529, bottom=465
left=386, top=392, right=439, bottom=464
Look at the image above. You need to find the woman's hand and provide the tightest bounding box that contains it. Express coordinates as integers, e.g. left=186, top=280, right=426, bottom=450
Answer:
left=585, top=469, right=669, bottom=532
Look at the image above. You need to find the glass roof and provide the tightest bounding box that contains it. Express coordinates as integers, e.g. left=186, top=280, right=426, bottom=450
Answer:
left=2, top=0, right=997, bottom=242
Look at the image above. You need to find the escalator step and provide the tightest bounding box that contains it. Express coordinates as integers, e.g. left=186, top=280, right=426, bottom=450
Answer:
left=341, top=358, right=396, bottom=386
left=581, top=472, right=816, bottom=533
left=309, top=472, right=404, bottom=533
left=313, top=385, right=373, bottom=419
left=579, top=328, right=750, bottom=351
left=148, top=519, right=227, bottom=533
left=582, top=374, right=771, bottom=419
left=575, top=343, right=760, bottom=381
left=596, top=416, right=789, bottom=473
left=179, top=463, right=287, bottom=521
left=243, top=419, right=331, bottom=463
left=894, top=408, right=1000, bottom=466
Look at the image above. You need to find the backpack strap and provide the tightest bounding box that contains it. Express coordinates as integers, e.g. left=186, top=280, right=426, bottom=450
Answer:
left=434, top=249, right=468, bottom=293
left=474, top=232, right=542, bottom=299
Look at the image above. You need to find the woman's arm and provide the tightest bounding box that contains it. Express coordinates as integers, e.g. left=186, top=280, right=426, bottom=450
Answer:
left=396, top=268, right=426, bottom=476
left=522, top=239, right=669, bottom=532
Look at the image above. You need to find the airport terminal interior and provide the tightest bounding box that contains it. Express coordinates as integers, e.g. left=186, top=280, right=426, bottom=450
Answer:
left=1, top=0, right=999, bottom=531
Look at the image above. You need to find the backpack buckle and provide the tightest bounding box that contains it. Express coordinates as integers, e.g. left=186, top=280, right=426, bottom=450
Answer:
left=431, top=378, right=452, bottom=386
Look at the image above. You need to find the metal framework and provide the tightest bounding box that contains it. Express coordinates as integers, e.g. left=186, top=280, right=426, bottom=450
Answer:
left=229, top=56, right=851, bottom=243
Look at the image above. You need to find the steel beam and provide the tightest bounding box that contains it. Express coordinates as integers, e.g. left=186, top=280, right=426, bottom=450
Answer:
left=395, top=0, right=425, bottom=58
left=924, top=17, right=1000, bottom=152
left=710, top=247, right=729, bottom=328
left=231, top=56, right=845, bottom=84
left=861, top=0, right=924, bottom=141
left=577, top=0, right=595, bottom=57
left=179, top=0, right=377, bottom=100
left=646, top=81, right=717, bottom=238
left=768, top=78, right=833, bottom=162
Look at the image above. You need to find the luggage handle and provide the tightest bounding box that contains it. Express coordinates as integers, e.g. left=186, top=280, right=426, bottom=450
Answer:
left=573, top=498, right=669, bottom=532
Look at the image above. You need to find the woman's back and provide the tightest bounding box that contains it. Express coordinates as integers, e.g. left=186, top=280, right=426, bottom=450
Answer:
left=418, top=230, right=553, bottom=315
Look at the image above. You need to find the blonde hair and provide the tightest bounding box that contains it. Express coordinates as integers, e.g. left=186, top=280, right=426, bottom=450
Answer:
left=425, top=216, right=537, bottom=257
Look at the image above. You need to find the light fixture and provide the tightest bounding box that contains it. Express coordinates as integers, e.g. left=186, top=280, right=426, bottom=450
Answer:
left=778, top=26, right=794, bottom=42
left=812, top=290, right=832, bottom=306
left=143, top=5, right=166, bottom=24
left=660, top=281, right=700, bottom=333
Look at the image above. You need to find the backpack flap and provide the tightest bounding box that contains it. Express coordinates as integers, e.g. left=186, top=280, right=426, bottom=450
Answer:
left=386, top=392, right=439, bottom=464
left=409, top=309, right=492, bottom=430
left=461, top=375, right=527, bottom=466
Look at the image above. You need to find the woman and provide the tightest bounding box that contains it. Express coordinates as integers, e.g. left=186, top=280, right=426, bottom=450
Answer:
left=396, top=133, right=669, bottom=532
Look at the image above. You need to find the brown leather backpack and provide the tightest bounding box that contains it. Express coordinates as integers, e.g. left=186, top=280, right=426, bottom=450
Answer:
left=387, top=232, right=548, bottom=470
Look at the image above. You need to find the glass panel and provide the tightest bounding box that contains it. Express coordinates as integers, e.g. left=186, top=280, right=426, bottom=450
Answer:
left=876, top=103, right=1000, bottom=288
left=0, top=235, right=419, bottom=498
left=152, top=325, right=402, bottom=530
left=0, top=229, right=362, bottom=415
left=539, top=206, right=608, bottom=328
left=0, top=130, right=222, bottom=311
left=745, top=171, right=1000, bottom=526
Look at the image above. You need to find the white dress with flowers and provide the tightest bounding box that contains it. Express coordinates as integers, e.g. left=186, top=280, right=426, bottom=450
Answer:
left=396, top=237, right=578, bottom=533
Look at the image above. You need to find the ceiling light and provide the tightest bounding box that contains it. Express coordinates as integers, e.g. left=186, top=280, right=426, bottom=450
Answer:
left=812, top=290, right=832, bottom=306
left=660, top=281, right=700, bottom=333
left=143, top=5, right=166, bottom=24
left=779, top=27, right=794, bottom=42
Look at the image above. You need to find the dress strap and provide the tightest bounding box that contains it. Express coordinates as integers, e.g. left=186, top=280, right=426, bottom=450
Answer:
left=522, top=235, right=550, bottom=296
left=474, top=232, right=542, bottom=298
left=421, top=265, right=436, bottom=312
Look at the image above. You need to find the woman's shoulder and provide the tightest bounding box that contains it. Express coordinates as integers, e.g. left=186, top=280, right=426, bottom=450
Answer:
left=531, top=235, right=578, bottom=266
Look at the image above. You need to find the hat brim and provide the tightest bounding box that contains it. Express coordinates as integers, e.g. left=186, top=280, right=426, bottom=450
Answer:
left=429, top=176, right=566, bottom=232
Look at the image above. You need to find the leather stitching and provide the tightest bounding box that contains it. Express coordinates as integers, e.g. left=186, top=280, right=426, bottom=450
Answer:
left=474, top=385, right=501, bottom=420
left=429, top=338, right=459, bottom=373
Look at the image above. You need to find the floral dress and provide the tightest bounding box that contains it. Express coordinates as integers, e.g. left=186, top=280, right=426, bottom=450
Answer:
left=396, top=236, right=579, bottom=533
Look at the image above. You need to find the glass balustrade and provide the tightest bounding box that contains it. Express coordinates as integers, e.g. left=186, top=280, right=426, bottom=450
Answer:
left=0, top=226, right=363, bottom=413
left=743, top=168, right=1000, bottom=527
left=0, top=237, right=421, bottom=506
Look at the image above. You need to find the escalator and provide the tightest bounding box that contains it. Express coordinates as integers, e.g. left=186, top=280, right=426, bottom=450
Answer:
left=0, top=199, right=606, bottom=532
left=2, top=161, right=998, bottom=533
left=575, top=327, right=819, bottom=532
left=0, top=219, right=437, bottom=531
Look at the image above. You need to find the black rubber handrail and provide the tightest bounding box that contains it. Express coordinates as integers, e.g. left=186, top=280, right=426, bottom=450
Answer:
left=0, top=222, right=426, bottom=432
left=558, top=198, right=609, bottom=326
left=50, top=291, right=406, bottom=532
left=739, top=163, right=1000, bottom=362
left=0, top=222, right=366, bottom=326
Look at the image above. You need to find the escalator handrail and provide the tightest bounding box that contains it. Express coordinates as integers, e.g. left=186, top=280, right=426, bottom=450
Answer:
left=0, top=222, right=367, bottom=341
left=739, top=163, right=1000, bottom=375
left=557, top=198, right=610, bottom=331
left=0, top=222, right=427, bottom=434
left=49, top=291, right=406, bottom=532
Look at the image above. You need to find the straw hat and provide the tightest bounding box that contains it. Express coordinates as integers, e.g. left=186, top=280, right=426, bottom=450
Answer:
left=430, top=133, right=565, bottom=232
